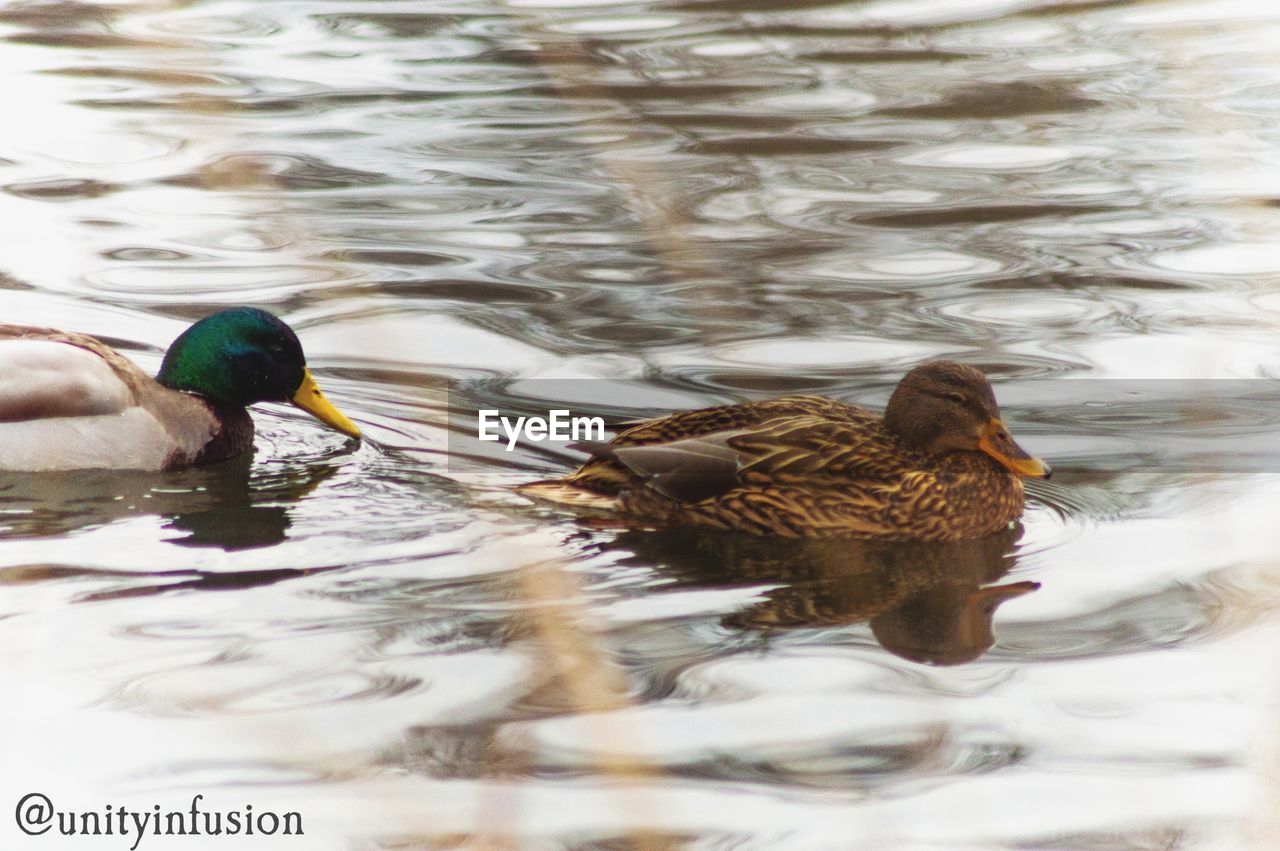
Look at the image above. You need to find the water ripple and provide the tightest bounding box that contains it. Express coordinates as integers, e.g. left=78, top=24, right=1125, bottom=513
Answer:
left=2, top=0, right=1277, bottom=845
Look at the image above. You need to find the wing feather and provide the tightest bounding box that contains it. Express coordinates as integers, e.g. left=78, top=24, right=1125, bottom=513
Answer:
left=573, top=412, right=914, bottom=505
left=0, top=339, right=133, bottom=422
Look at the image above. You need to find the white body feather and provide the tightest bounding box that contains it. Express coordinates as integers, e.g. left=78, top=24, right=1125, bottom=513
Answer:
left=0, top=340, right=174, bottom=471
left=0, top=340, right=131, bottom=415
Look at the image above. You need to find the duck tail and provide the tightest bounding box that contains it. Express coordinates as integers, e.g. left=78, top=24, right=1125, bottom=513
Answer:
left=515, top=480, right=620, bottom=513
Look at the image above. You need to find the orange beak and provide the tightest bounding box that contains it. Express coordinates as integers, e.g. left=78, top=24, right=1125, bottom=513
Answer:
left=977, top=418, right=1051, bottom=479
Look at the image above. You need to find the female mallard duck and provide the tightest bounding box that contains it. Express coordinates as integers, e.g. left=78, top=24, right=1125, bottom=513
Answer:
left=519, top=361, right=1050, bottom=541
left=0, top=307, right=360, bottom=471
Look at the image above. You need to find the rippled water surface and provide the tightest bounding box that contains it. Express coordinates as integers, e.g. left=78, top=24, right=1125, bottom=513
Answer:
left=5, top=0, right=1280, bottom=848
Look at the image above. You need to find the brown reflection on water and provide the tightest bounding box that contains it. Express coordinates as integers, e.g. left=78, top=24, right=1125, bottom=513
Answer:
left=608, top=525, right=1035, bottom=665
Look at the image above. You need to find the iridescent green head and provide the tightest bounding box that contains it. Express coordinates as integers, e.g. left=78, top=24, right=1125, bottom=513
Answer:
left=157, top=307, right=360, bottom=438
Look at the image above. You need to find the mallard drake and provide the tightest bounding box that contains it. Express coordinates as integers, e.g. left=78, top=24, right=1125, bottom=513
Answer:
left=518, top=361, right=1050, bottom=541
left=0, top=307, right=360, bottom=471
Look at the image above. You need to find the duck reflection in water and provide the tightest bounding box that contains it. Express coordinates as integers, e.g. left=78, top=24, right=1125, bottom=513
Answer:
left=0, top=454, right=348, bottom=602
left=606, top=524, right=1037, bottom=666
left=0, top=451, right=339, bottom=551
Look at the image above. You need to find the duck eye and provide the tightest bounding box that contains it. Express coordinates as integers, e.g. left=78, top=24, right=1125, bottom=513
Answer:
left=943, top=391, right=966, bottom=404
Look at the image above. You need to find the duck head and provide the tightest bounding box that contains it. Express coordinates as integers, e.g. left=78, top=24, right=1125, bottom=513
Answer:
left=883, top=361, right=1049, bottom=478
left=156, top=307, right=361, bottom=438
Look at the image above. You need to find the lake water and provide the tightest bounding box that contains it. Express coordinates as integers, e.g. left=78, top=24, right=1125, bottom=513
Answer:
left=4, top=0, right=1280, bottom=848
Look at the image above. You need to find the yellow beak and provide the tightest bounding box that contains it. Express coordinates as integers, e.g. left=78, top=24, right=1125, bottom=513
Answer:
left=291, top=368, right=361, bottom=438
left=977, top=418, right=1050, bottom=479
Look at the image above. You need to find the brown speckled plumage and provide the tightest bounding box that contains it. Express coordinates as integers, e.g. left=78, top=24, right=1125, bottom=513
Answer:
left=519, top=361, right=1049, bottom=541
